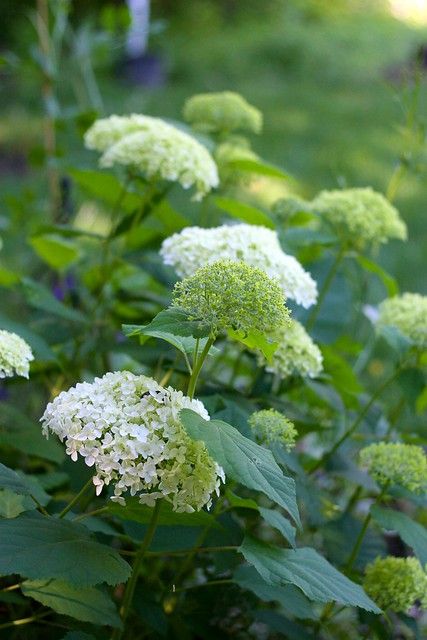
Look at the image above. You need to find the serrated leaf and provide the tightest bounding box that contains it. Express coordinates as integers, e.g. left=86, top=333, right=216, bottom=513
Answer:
left=22, top=579, right=121, bottom=627
left=108, top=497, right=218, bottom=527
left=239, top=536, right=380, bottom=612
left=134, top=307, right=211, bottom=339
left=214, top=197, right=275, bottom=228
left=0, top=511, right=130, bottom=586
left=180, top=409, right=300, bottom=526
left=228, top=328, right=278, bottom=362
left=21, top=278, right=87, bottom=324
left=123, top=323, right=216, bottom=357
left=371, top=506, right=427, bottom=566
left=259, top=507, right=296, bottom=547
left=234, top=565, right=316, bottom=620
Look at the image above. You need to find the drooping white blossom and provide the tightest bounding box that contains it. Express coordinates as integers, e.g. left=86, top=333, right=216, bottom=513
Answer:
left=0, top=330, right=34, bottom=379
left=41, top=371, right=224, bottom=512
left=85, top=114, right=219, bottom=200
left=161, top=224, right=318, bottom=308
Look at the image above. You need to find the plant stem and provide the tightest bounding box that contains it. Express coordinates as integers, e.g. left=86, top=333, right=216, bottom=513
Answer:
left=309, top=365, right=403, bottom=474
left=72, top=506, right=109, bottom=522
left=306, top=248, right=345, bottom=331
left=187, top=336, right=215, bottom=400
left=0, top=610, right=50, bottom=630
left=113, top=500, right=162, bottom=639
left=58, top=477, right=94, bottom=518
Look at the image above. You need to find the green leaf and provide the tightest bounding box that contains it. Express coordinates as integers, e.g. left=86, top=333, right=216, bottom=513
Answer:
left=227, top=158, right=289, bottom=181
left=228, top=328, right=278, bottom=363
left=239, top=536, right=380, bottom=612
left=0, top=489, right=32, bottom=518
left=234, top=565, right=316, bottom=620
left=30, top=234, right=80, bottom=271
left=123, top=323, right=216, bottom=357
left=225, top=491, right=258, bottom=511
left=259, top=507, right=296, bottom=548
left=132, top=307, right=211, bottom=339
left=356, top=255, right=398, bottom=297
left=371, top=506, right=427, bottom=566
left=0, top=511, right=130, bottom=586
left=21, top=278, right=87, bottom=324
left=180, top=410, right=300, bottom=526
left=214, top=197, right=275, bottom=228
left=69, top=168, right=141, bottom=213
left=377, top=324, right=413, bottom=356
left=108, top=497, right=218, bottom=527
left=0, top=315, right=57, bottom=363
left=22, top=579, right=121, bottom=627
left=0, top=462, right=32, bottom=495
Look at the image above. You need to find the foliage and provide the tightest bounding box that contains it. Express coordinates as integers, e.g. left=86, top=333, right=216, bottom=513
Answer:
left=0, top=3, right=427, bottom=639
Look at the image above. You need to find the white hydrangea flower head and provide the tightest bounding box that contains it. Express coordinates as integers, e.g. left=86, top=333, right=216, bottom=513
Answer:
left=0, top=330, right=34, bottom=379
left=41, top=371, right=225, bottom=512
left=378, top=292, right=427, bottom=350
left=84, top=114, right=219, bottom=200
left=161, top=224, right=318, bottom=309
left=259, top=319, right=323, bottom=379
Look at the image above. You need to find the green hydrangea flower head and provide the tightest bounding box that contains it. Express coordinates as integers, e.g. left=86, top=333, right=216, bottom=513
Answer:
left=359, top=442, right=427, bottom=493
left=249, top=409, right=297, bottom=450
left=258, top=319, right=323, bottom=379
left=311, top=187, right=407, bottom=248
left=172, top=260, right=290, bottom=336
left=364, top=556, right=427, bottom=612
left=183, top=91, right=263, bottom=134
left=378, top=293, right=427, bottom=350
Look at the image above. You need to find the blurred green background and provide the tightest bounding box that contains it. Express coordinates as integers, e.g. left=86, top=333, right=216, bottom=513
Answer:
left=1, top=0, right=427, bottom=292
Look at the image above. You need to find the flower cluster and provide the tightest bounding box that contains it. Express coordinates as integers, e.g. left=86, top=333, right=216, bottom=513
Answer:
left=249, top=409, right=297, bottom=450
left=161, top=224, right=318, bottom=308
left=258, top=320, right=323, bottom=379
left=0, top=330, right=34, bottom=379
left=172, top=260, right=290, bottom=337
left=359, top=442, right=427, bottom=493
left=183, top=91, right=263, bottom=134
left=41, top=371, right=224, bottom=512
left=378, top=292, right=427, bottom=350
left=85, top=114, right=219, bottom=200
left=311, top=187, right=407, bottom=248
left=364, top=556, right=427, bottom=612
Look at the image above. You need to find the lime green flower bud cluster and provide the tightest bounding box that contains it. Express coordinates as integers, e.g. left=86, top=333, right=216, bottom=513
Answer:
left=312, top=187, right=407, bottom=248
left=378, top=292, right=427, bottom=350
left=183, top=91, right=262, bottom=134
left=249, top=409, right=297, bottom=450
left=258, top=319, right=323, bottom=379
left=364, top=556, right=427, bottom=612
left=359, top=442, right=427, bottom=493
left=172, top=260, right=290, bottom=336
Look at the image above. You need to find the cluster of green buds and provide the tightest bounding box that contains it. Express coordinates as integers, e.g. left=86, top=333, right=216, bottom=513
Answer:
left=249, top=409, right=297, bottom=450
left=364, top=556, right=427, bottom=613
left=359, top=442, right=427, bottom=493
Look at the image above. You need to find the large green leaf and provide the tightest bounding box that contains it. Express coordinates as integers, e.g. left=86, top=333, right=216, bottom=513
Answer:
left=239, top=536, right=380, bottom=612
left=108, top=497, right=218, bottom=527
left=356, top=255, right=398, bottom=297
left=180, top=410, right=300, bottom=526
left=228, top=328, right=278, bottom=363
left=30, top=234, right=81, bottom=271
left=133, top=307, right=211, bottom=339
left=123, top=323, right=216, bottom=358
left=259, top=507, right=296, bottom=548
left=227, top=158, right=289, bottom=180
left=214, top=197, right=275, bottom=228
left=0, top=462, right=32, bottom=495
left=0, top=512, right=130, bottom=586
left=69, top=168, right=141, bottom=213
left=234, top=565, right=316, bottom=620
left=0, top=489, right=33, bottom=518
left=22, top=579, right=121, bottom=627
left=371, top=506, right=427, bottom=566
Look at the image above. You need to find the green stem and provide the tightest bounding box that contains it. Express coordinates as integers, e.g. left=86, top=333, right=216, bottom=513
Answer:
left=58, top=477, right=93, bottom=519
left=113, top=500, right=161, bottom=639
left=0, top=610, right=50, bottom=630
left=309, top=365, right=403, bottom=474
left=386, top=162, right=406, bottom=204
left=306, top=248, right=345, bottom=331
left=72, top=506, right=109, bottom=522
left=187, top=336, right=215, bottom=400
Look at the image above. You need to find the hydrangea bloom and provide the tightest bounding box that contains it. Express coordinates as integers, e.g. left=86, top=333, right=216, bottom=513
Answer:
left=172, top=260, right=290, bottom=337
left=85, top=114, right=219, bottom=200
left=0, top=330, right=34, bottom=379
left=249, top=409, right=297, bottom=450
left=312, top=187, right=407, bottom=248
left=41, top=371, right=224, bottom=512
left=183, top=91, right=263, bottom=134
left=359, top=442, right=427, bottom=493
left=364, top=556, right=427, bottom=612
left=258, top=320, right=323, bottom=379
left=378, top=293, right=427, bottom=350
left=161, top=224, right=318, bottom=308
